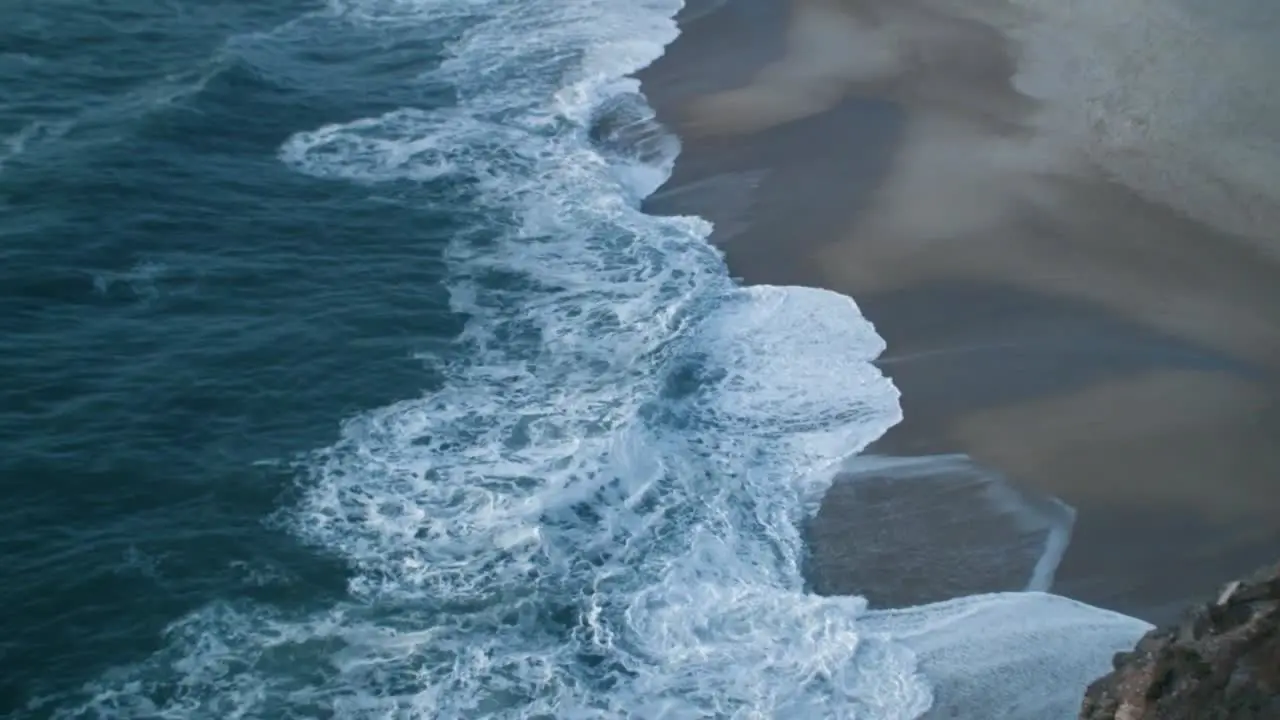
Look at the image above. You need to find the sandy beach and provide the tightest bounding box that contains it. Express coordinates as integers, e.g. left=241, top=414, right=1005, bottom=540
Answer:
left=637, top=0, right=1280, bottom=625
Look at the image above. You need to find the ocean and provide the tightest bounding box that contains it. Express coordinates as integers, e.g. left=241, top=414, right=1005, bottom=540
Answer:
left=2, top=0, right=1151, bottom=717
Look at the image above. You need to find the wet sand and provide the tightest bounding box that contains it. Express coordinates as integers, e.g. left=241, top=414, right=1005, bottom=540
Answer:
left=637, top=0, right=1280, bottom=625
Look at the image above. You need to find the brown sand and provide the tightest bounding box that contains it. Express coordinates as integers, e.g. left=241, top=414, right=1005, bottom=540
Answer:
left=638, top=0, right=1280, bottom=624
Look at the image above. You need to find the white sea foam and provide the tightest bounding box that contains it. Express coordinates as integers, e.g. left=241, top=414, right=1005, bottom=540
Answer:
left=281, top=109, right=463, bottom=183
left=50, top=0, right=1156, bottom=717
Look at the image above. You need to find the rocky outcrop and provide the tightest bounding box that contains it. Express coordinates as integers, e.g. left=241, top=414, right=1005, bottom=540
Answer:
left=1080, top=561, right=1280, bottom=719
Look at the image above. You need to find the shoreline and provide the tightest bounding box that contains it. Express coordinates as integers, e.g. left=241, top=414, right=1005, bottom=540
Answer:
left=637, top=0, right=1280, bottom=625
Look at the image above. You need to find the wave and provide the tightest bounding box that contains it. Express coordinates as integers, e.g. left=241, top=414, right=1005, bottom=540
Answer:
left=46, top=0, right=1151, bottom=718
left=0, top=65, right=222, bottom=177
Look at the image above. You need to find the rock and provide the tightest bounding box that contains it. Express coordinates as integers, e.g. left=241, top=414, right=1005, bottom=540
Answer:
left=1080, top=561, right=1280, bottom=719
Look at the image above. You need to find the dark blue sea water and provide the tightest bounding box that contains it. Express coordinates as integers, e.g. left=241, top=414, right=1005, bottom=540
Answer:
left=2, top=0, right=461, bottom=707
left=1, top=1, right=1148, bottom=717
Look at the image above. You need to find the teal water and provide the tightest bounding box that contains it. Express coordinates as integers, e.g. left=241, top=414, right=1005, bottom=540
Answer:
left=2, top=0, right=463, bottom=709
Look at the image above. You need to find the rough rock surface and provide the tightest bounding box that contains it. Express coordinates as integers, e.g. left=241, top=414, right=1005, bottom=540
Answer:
left=1080, top=561, right=1280, bottom=719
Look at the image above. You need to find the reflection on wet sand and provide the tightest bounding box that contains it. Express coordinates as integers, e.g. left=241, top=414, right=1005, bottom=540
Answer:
left=683, top=0, right=1280, bottom=368
left=639, top=0, right=1280, bottom=620
left=952, top=370, right=1280, bottom=520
